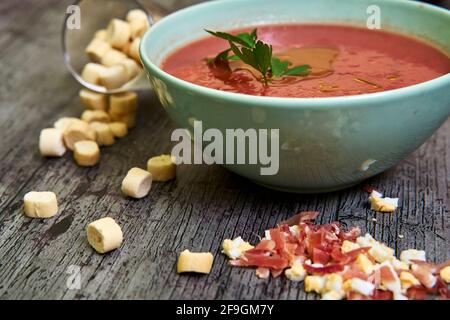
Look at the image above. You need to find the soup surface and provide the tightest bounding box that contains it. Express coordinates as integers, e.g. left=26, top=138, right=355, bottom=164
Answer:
left=162, top=24, right=450, bottom=98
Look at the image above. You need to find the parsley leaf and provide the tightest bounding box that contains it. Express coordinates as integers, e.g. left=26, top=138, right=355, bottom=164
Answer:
left=270, top=57, right=289, bottom=77
left=205, top=30, right=252, bottom=48
left=205, top=28, right=310, bottom=85
left=271, top=57, right=311, bottom=77
left=236, top=29, right=257, bottom=47
left=284, top=64, right=310, bottom=76
left=254, top=41, right=272, bottom=84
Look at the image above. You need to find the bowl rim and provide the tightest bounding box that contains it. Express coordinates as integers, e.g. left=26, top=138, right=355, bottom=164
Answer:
left=140, top=0, right=450, bottom=108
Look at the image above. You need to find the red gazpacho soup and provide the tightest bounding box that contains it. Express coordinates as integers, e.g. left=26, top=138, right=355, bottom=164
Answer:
left=162, top=24, right=450, bottom=98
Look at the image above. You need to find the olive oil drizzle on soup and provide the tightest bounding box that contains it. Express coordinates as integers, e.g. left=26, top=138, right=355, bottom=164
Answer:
left=162, top=24, right=450, bottom=98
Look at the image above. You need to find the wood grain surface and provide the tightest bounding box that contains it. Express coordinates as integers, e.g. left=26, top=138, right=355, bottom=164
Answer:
left=0, top=0, right=448, bottom=299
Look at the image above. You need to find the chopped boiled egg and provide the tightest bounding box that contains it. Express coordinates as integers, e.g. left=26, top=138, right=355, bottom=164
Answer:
left=410, top=264, right=437, bottom=288
left=356, top=254, right=375, bottom=274
left=324, top=274, right=344, bottom=293
left=369, top=191, right=399, bottom=213
left=304, top=259, right=323, bottom=268
left=304, top=275, right=326, bottom=294
left=285, top=263, right=306, bottom=281
left=343, top=278, right=375, bottom=296
left=399, top=271, right=420, bottom=290
left=341, top=240, right=360, bottom=253
left=289, top=225, right=300, bottom=237
left=371, top=243, right=394, bottom=263
left=321, top=290, right=345, bottom=300
left=370, top=190, right=383, bottom=198
left=379, top=262, right=407, bottom=300
left=400, top=249, right=426, bottom=264
left=440, top=266, right=450, bottom=283
left=221, top=237, right=253, bottom=259
left=389, top=257, right=409, bottom=271
left=356, top=236, right=395, bottom=263
left=356, top=233, right=377, bottom=248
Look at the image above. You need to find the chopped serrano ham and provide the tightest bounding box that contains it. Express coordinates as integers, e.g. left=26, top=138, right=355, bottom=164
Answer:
left=255, top=267, right=270, bottom=279
left=312, top=247, right=331, bottom=265
left=278, top=211, right=320, bottom=226
left=410, top=260, right=450, bottom=274
left=271, top=268, right=284, bottom=278
left=342, top=263, right=370, bottom=281
left=372, top=289, right=393, bottom=300
left=340, top=227, right=361, bottom=241
left=231, top=252, right=289, bottom=269
left=248, top=239, right=276, bottom=253
left=406, top=286, right=427, bottom=300
left=411, top=265, right=437, bottom=289
left=303, top=263, right=344, bottom=274
left=221, top=211, right=450, bottom=300
left=362, top=186, right=376, bottom=194
left=435, top=278, right=450, bottom=299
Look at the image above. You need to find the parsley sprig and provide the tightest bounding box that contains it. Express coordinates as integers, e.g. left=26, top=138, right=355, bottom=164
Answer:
left=205, top=28, right=310, bottom=85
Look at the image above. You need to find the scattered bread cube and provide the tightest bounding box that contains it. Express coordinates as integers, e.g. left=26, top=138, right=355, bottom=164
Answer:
left=118, top=58, right=141, bottom=80
left=106, top=19, right=131, bottom=50
left=23, top=191, right=58, bottom=218
left=101, top=48, right=127, bottom=67
left=121, top=167, right=152, bottom=198
left=177, top=249, right=214, bottom=274
left=81, top=63, right=107, bottom=85
left=79, top=89, right=108, bottom=110
left=85, top=38, right=111, bottom=63
left=81, top=110, right=110, bottom=123
left=54, top=117, right=81, bottom=132
left=110, top=91, right=137, bottom=115
left=86, top=217, right=123, bottom=254
left=129, top=18, right=148, bottom=39
left=39, top=128, right=66, bottom=157
left=73, top=140, right=100, bottom=166
left=99, top=65, right=129, bottom=89
left=110, top=112, right=136, bottom=128
left=147, top=154, right=176, bottom=182
left=53, top=117, right=84, bottom=134
left=126, top=9, right=148, bottom=23
left=122, top=41, right=131, bottom=56
left=108, top=122, right=128, bottom=138
left=63, top=120, right=96, bottom=150
left=128, top=37, right=140, bottom=61
left=89, top=122, right=115, bottom=146
left=94, top=29, right=107, bottom=41
left=121, top=113, right=137, bottom=128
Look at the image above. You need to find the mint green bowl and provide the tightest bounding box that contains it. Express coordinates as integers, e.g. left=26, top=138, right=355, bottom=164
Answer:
left=140, top=0, right=450, bottom=193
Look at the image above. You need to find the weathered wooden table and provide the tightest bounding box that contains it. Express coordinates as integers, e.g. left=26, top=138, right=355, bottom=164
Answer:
left=0, top=0, right=448, bottom=299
